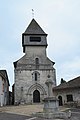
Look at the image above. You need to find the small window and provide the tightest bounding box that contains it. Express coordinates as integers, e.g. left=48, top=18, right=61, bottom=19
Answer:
left=30, top=37, right=41, bottom=42
left=35, top=73, right=37, bottom=81
left=35, top=58, right=39, bottom=65
left=67, top=94, right=73, bottom=102
left=32, top=71, right=40, bottom=82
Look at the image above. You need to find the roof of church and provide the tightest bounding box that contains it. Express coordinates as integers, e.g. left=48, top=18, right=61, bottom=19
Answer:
left=53, top=76, right=80, bottom=90
left=0, top=70, right=10, bottom=86
left=23, top=19, right=47, bottom=35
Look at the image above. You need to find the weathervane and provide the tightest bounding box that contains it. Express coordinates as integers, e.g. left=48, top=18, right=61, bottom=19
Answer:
left=32, top=9, right=34, bottom=18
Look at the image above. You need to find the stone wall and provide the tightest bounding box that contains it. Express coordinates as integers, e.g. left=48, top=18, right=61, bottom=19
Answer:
left=15, top=68, right=56, bottom=104
left=54, top=88, right=80, bottom=107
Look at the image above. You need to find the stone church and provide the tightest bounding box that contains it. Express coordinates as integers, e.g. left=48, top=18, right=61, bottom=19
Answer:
left=14, top=19, right=56, bottom=104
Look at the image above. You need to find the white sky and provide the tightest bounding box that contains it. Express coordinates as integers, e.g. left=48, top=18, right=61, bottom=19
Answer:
left=0, top=0, right=80, bottom=91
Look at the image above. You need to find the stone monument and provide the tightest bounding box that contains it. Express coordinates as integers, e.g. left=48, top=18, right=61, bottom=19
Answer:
left=43, top=75, right=59, bottom=113
left=34, top=75, right=71, bottom=119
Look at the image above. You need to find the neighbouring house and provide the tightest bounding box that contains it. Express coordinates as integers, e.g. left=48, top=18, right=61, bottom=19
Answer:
left=53, top=77, right=80, bottom=107
left=13, top=19, right=56, bottom=104
left=0, top=70, right=10, bottom=106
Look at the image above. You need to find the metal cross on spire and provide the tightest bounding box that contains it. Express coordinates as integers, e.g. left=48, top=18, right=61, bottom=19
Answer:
left=32, top=9, right=34, bottom=18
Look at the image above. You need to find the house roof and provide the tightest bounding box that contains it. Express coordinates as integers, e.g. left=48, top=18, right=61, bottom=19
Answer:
left=0, top=70, right=10, bottom=86
left=23, top=19, right=47, bottom=35
left=53, top=76, right=80, bottom=90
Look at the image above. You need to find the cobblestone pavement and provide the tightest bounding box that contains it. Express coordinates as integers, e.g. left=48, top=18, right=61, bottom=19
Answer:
left=0, top=105, right=80, bottom=120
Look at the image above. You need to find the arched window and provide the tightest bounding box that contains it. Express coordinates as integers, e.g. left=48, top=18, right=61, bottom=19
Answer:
left=35, top=72, right=37, bottom=81
left=35, top=58, right=39, bottom=69
left=32, top=71, right=40, bottom=82
left=35, top=58, right=39, bottom=64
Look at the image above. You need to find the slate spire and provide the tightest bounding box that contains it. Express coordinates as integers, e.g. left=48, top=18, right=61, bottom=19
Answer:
left=23, top=19, right=47, bottom=35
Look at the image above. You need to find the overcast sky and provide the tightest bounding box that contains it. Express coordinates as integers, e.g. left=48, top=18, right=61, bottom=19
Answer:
left=0, top=0, right=80, bottom=91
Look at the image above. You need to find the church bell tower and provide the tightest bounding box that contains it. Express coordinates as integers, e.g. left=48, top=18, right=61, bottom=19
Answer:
left=22, top=19, right=47, bottom=53
left=14, top=19, right=56, bottom=104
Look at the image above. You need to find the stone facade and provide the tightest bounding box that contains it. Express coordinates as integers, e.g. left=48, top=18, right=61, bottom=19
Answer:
left=14, top=19, right=56, bottom=104
left=53, top=77, right=80, bottom=107
left=0, top=70, right=10, bottom=106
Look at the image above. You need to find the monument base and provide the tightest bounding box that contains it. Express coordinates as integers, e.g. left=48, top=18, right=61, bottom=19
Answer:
left=32, top=97, right=71, bottom=119
left=35, top=111, right=71, bottom=119
left=43, top=97, right=59, bottom=113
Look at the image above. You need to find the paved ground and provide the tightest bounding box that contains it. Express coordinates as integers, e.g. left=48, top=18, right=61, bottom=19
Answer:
left=0, top=105, right=80, bottom=120
left=0, top=113, right=30, bottom=120
left=68, top=108, right=80, bottom=120
left=0, top=104, right=43, bottom=116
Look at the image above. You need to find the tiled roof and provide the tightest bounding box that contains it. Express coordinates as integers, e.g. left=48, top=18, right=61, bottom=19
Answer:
left=53, top=76, right=80, bottom=90
left=23, top=19, right=47, bottom=35
left=0, top=70, right=10, bottom=86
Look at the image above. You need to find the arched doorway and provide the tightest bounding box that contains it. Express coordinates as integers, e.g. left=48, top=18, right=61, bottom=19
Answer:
left=33, top=90, right=40, bottom=103
left=58, top=96, right=63, bottom=106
